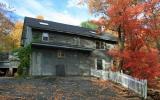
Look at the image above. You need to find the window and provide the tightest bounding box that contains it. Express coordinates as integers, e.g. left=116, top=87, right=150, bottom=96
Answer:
left=39, top=22, right=49, bottom=25
left=73, top=37, right=80, bottom=45
left=96, top=41, right=105, bottom=49
left=57, top=50, right=65, bottom=58
left=42, top=33, right=49, bottom=41
left=95, top=59, right=106, bottom=70
left=97, top=59, right=103, bottom=70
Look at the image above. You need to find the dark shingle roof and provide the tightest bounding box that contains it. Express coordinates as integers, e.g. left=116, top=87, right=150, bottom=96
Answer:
left=24, top=17, right=117, bottom=43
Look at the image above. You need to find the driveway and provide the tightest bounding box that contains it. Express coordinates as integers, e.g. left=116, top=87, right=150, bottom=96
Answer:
left=0, top=77, right=140, bottom=100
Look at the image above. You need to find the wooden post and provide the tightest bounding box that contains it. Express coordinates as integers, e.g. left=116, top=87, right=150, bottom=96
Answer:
left=9, top=68, right=13, bottom=76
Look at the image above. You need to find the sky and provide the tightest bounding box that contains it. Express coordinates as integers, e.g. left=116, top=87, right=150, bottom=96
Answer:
left=0, top=0, right=97, bottom=26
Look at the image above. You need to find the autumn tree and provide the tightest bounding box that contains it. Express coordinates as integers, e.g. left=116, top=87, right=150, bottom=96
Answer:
left=8, top=21, right=23, bottom=49
left=143, top=0, right=160, bottom=51
left=36, top=15, right=44, bottom=20
left=0, top=2, right=22, bottom=51
left=0, top=2, right=14, bottom=35
left=0, top=2, right=14, bottom=52
left=85, top=0, right=160, bottom=82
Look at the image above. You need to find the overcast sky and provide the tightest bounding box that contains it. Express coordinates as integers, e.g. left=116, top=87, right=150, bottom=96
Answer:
left=0, top=0, right=97, bottom=26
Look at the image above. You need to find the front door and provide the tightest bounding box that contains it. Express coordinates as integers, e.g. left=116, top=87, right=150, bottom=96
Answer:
left=56, top=64, right=65, bottom=76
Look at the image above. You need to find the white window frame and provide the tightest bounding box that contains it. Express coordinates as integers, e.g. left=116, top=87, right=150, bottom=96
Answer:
left=42, top=33, right=49, bottom=42
left=95, top=58, right=106, bottom=70
left=102, top=59, right=106, bottom=69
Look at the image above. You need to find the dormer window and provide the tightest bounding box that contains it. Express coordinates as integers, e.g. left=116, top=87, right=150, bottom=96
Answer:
left=42, top=33, right=49, bottom=42
left=39, top=22, right=49, bottom=25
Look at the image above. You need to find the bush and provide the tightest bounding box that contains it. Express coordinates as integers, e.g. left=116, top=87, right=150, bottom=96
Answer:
left=13, top=44, right=31, bottom=76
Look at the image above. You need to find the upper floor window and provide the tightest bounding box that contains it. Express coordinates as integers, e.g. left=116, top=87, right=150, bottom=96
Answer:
left=73, top=37, right=80, bottom=45
left=96, top=41, right=105, bottom=49
left=42, top=33, right=49, bottom=42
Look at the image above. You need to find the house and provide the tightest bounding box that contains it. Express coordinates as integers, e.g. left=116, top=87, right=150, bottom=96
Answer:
left=21, top=17, right=117, bottom=76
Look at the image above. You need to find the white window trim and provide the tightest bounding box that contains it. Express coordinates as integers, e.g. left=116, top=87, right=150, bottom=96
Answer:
left=42, top=33, right=49, bottom=42
left=102, top=59, right=106, bottom=70
left=95, top=58, right=106, bottom=70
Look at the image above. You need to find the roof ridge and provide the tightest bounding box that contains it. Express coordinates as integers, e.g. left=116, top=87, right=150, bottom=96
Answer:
left=25, top=17, right=96, bottom=31
left=24, top=17, right=117, bottom=43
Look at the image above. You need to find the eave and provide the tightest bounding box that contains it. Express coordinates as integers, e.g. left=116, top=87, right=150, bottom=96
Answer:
left=31, top=42, right=94, bottom=52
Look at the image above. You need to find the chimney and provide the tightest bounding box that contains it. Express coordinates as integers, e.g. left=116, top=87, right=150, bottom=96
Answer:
left=96, top=25, right=106, bottom=35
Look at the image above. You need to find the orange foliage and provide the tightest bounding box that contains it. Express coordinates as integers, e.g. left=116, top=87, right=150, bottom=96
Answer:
left=86, top=0, right=160, bottom=82
left=36, top=15, right=44, bottom=20
left=9, top=21, right=23, bottom=48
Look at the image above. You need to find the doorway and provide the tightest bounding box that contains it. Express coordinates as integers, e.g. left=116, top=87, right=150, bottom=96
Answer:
left=56, top=64, right=65, bottom=76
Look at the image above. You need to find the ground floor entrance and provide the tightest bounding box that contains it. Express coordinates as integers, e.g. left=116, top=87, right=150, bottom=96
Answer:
left=56, top=64, right=65, bottom=76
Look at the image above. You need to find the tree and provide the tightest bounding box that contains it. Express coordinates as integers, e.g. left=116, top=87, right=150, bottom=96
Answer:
left=143, top=0, right=160, bottom=51
left=8, top=21, right=23, bottom=49
left=36, top=15, right=44, bottom=20
left=85, top=0, right=160, bottom=82
left=0, top=2, right=22, bottom=51
left=81, top=21, right=98, bottom=30
left=0, top=2, right=14, bottom=52
left=81, top=19, right=118, bottom=36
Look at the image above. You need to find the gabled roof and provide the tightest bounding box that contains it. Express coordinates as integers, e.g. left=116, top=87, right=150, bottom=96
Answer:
left=24, top=17, right=117, bottom=43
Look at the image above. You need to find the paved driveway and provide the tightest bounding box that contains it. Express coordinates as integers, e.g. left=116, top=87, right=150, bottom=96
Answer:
left=0, top=77, right=140, bottom=100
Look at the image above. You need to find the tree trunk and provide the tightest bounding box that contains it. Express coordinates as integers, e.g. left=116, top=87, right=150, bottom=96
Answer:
left=118, top=25, right=125, bottom=72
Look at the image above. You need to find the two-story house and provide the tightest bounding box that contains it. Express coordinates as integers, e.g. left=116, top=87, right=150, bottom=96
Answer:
left=21, top=17, right=117, bottom=76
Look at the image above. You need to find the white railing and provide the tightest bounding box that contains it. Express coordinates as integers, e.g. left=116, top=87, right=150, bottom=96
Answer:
left=91, top=69, right=147, bottom=99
